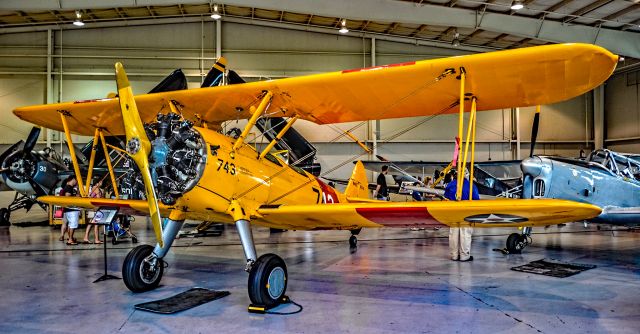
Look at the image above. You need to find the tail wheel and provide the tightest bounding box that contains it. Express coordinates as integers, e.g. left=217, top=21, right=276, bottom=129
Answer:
left=349, top=235, right=358, bottom=248
left=506, top=233, right=526, bottom=254
left=248, top=253, right=287, bottom=307
left=122, top=244, right=163, bottom=292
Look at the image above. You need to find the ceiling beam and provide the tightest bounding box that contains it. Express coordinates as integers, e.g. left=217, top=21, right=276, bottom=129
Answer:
left=564, top=0, right=614, bottom=24
left=601, top=4, right=640, bottom=22
left=541, top=0, right=576, bottom=17
left=1, top=0, right=639, bottom=57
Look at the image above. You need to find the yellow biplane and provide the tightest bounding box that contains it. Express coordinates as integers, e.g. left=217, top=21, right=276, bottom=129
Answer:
left=13, top=43, right=615, bottom=310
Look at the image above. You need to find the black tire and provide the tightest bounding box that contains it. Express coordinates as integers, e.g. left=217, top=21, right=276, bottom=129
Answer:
left=0, top=208, right=10, bottom=226
left=506, top=233, right=523, bottom=254
left=349, top=235, right=358, bottom=248
left=248, top=254, right=287, bottom=308
left=122, top=244, right=163, bottom=292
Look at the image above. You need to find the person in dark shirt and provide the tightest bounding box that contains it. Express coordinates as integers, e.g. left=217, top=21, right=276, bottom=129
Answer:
left=444, top=170, right=479, bottom=262
left=373, top=165, right=389, bottom=200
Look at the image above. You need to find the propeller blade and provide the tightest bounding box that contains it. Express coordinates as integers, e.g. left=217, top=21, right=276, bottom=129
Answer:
left=0, top=140, right=24, bottom=165
left=529, top=106, right=540, bottom=158
left=227, top=69, right=246, bottom=84
left=115, top=62, right=164, bottom=248
left=23, top=127, right=41, bottom=154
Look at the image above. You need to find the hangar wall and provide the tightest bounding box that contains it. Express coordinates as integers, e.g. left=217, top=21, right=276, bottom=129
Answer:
left=605, top=69, right=640, bottom=153
left=0, top=20, right=608, bottom=179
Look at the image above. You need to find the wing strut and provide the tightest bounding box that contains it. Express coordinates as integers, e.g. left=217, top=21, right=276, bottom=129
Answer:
left=455, top=67, right=466, bottom=201
left=258, top=115, right=299, bottom=160
left=84, top=128, right=101, bottom=194
left=60, top=111, right=88, bottom=197
left=233, top=91, right=273, bottom=152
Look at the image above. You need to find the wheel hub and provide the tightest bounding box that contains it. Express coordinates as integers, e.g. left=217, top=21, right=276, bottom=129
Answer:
left=266, top=267, right=285, bottom=300
left=140, top=257, right=161, bottom=284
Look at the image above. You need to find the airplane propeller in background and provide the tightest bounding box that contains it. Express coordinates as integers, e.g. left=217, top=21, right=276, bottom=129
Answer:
left=522, top=105, right=542, bottom=200
left=529, top=105, right=541, bottom=158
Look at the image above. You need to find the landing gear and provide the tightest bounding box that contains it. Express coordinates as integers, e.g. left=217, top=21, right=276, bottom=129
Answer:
left=0, top=208, right=10, bottom=226
left=121, top=218, right=184, bottom=293
left=349, top=235, right=357, bottom=248
left=248, top=253, right=288, bottom=308
left=236, top=218, right=289, bottom=312
left=349, top=228, right=361, bottom=248
left=122, top=244, right=164, bottom=292
left=505, top=227, right=532, bottom=254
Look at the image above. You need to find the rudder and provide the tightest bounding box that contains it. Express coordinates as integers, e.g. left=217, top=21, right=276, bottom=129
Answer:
left=345, top=161, right=369, bottom=199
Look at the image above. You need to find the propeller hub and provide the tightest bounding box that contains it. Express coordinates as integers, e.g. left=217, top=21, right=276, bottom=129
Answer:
left=127, top=138, right=141, bottom=155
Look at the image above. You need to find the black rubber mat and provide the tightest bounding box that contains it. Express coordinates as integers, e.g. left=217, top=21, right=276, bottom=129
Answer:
left=511, top=259, right=596, bottom=278
left=135, top=288, right=230, bottom=314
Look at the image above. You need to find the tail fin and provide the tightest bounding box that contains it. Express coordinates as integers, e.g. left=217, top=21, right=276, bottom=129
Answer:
left=345, top=161, right=369, bottom=199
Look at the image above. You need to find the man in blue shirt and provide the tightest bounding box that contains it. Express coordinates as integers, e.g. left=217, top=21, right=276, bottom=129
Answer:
left=444, top=170, right=479, bottom=262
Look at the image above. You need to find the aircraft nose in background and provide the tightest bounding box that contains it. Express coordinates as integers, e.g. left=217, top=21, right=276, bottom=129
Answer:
left=521, top=156, right=544, bottom=177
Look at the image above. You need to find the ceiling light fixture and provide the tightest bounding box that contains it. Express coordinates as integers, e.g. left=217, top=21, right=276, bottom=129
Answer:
left=211, top=4, right=221, bottom=20
left=73, top=10, right=85, bottom=26
left=452, top=31, right=460, bottom=47
left=339, top=19, right=349, bottom=34
left=510, top=0, right=524, bottom=10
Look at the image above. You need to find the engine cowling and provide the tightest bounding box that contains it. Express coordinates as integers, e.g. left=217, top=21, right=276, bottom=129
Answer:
left=146, top=112, right=207, bottom=205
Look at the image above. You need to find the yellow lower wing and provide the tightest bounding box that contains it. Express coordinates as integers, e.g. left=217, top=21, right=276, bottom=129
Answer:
left=38, top=196, right=174, bottom=217
left=255, top=199, right=601, bottom=230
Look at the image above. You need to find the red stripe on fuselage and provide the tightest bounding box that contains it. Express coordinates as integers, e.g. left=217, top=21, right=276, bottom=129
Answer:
left=356, top=206, right=443, bottom=227
left=316, top=178, right=339, bottom=204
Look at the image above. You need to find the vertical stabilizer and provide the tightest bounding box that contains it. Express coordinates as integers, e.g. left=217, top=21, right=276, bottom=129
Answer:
left=345, top=161, right=369, bottom=199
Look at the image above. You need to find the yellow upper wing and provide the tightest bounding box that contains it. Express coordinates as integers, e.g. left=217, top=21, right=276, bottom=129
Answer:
left=254, top=198, right=601, bottom=230
left=14, top=44, right=616, bottom=136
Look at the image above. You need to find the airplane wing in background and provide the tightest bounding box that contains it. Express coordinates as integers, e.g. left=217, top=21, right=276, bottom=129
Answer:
left=14, top=44, right=616, bottom=135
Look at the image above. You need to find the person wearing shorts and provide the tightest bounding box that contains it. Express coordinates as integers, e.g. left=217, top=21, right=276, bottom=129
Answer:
left=61, top=177, right=80, bottom=245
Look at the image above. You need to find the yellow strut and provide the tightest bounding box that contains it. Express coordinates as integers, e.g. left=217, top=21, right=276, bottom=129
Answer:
left=99, top=130, right=120, bottom=199
left=259, top=115, right=299, bottom=160
left=233, top=91, right=273, bottom=152
left=455, top=68, right=466, bottom=201
left=468, top=97, right=477, bottom=201
left=459, top=95, right=477, bottom=201
left=60, top=113, right=87, bottom=197
left=344, top=130, right=372, bottom=154
left=84, top=128, right=100, bottom=194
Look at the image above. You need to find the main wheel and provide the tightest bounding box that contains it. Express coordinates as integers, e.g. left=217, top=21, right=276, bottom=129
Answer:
left=0, top=208, right=10, bottom=226
left=349, top=235, right=358, bottom=248
left=248, top=253, right=287, bottom=308
left=506, top=233, right=525, bottom=254
left=122, top=244, right=163, bottom=292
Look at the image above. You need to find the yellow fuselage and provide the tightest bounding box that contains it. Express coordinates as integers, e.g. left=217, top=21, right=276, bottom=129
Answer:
left=177, top=127, right=342, bottom=225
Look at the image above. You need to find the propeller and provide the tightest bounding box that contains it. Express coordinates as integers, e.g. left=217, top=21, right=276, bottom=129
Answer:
left=529, top=105, right=540, bottom=158
left=23, top=127, right=40, bottom=154
left=115, top=62, right=164, bottom=248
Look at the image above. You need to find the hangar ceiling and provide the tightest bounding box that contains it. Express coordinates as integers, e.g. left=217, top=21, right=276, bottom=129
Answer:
left=0, top=0, right=638, bottom=57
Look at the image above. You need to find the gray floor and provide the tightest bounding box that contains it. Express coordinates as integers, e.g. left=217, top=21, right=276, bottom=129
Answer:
left=1, top=203, right=639, bottom=333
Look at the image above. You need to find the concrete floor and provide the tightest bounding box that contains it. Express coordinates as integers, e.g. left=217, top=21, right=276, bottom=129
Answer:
left=1, top=204, right=639, bottom=333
